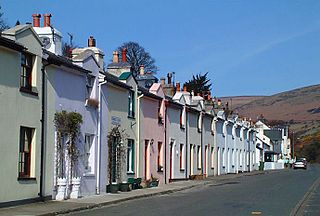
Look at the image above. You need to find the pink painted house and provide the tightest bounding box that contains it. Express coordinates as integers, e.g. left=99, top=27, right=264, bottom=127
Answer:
left=139, top=84, right=166, bottom=185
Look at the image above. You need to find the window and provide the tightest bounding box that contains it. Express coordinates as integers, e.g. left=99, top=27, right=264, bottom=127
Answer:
left=232, top=149, right=235, bottom=166
left=20, top=53, right=33, bottom=91
left=158, top=101, right=163, bottom=124
left=128, top=91, right=135, bottom=118
left=197, top=145, right=201, bottom=170
left=180, top=107, right=186, bottom=129
left=84, top=134, right=94, bottom=174
left=198, top=113, right=202, bottom=132
left=157, top=142, right=163, bottom=172
left=222, top=148, right=225, bottom=167
left=211, top=147, right=214, bottom=168
left=86, top=75, right=94, bottom=99
left=127, top=139, right=134, bottom=173
left=19, top=127, right=34, bottom=178
left=180, top=144, right=185, bottom=170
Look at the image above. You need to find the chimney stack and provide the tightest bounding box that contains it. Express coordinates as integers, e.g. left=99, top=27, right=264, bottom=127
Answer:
left=197, top=92, right=201, bottom=96
left=43, top=14, right=52, bottom=27
left=122, top=48, right=127, bottom=62
left=176, top=82, right=180, bottom=92
left=88, top=36, right=96, bottom=47
left=113, top=51, right=119, bottom=63
left=208, top=91, right=211, bottom=100
left=32, top=14, right=41, bottom=27
left=183, top=85, right=187, bottom=92
left=160, top=77, right=165, bottom=85
left=167, top=73, right=172, bottom=85
left=139, top=65, right=145, bottom=76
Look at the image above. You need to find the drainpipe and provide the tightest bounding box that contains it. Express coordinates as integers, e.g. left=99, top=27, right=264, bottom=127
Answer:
left=40, top=60, right=51, bottom=201
left=164, top=101, right=168, bottom=184
left=201, top=112, right=204, bottom=175
left=137, top=94, right=144, bottom=178
left=185, top=107, right=188, bottom=180
left=96, top=79, right=107, bottom=194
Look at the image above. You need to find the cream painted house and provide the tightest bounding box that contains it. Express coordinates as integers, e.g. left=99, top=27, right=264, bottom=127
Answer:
left=0, top=25, right=43, bottom=205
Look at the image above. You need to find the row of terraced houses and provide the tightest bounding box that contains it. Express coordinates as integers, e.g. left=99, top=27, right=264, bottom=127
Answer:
left=0, top=14, right=291, bottom=206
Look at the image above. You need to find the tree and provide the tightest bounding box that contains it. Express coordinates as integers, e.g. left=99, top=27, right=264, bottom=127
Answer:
left=184, top=72, right=212, bottom=96
left=117, top=41, right=158, bottom=77
left=0, top=5, right=9, bottom=32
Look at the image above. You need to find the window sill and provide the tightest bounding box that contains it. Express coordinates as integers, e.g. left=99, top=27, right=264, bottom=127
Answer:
left=211, top=167, right=214, bottom=169
left=157, top=170, right=163, bottom=173
left=20, top=87, right=38, bottom=96
left=127, top=116, right=135, bottom=120
left=127, top=171, right=135, bottom=175
left=180, top=168, right=185, bottom=171
left=83, top=173, right=95, bottom=177
left=18, top=177, right=36, bottom=181
left=197, top=168, right=202, bottom=170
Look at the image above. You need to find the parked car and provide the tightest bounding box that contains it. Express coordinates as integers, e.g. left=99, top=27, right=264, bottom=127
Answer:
left=293, top=158, right=307, bottom=169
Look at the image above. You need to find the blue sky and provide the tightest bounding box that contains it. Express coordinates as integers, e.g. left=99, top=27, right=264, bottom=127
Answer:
left=1, top=0, right=320, bottom=96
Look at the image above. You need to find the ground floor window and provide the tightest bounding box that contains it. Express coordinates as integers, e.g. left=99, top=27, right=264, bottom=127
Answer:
left=158, top=142, right=163, bottom=172
left=211, top=147, right=214, bottom=169
left=180, top=143, right=185, bottom=170
left=127, top=139, right=134, bottom=173
left=19, top=126, right=35, bottom=178
left=197, top=145, right=201, bottom=170
left=84, top=134, right=95, bottom=174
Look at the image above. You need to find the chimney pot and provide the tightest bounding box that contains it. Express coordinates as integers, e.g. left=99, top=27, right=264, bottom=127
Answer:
left=139, top=65, right=145, bottom=76
left=167, top=73, right=172, bottom=85
left=183, top=85, right=187, bottom=92
left=122, top=48, right=127, bottom=62
left=88, top=36, right=96, bottom=47
left=43, top=13, right=52, bottom=27
left=208, top=91, right=211, bottom=100
left=113, top=51, right=119, bottom=63
left=197, top=92, right=201, bottom=96
left=176, top=82, right=180, bottom=92
left=32, top=14, right=41, bottom=27
left=160, top=77, right=165, bottom=85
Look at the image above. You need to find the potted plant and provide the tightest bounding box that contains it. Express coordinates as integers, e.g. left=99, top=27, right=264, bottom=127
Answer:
left=147, top=174, right=159, bottom=188
left=56, top=177, right=67, bottom=200
left=107, top=126, right=128, bottom=193
left=70, top=177, right=81, bottom=199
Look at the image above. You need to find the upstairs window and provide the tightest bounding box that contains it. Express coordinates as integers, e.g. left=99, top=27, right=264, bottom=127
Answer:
left=20, top=53, right=33, bottom=91
left=128, top=91, right=135, bottom=118
left=180, top=107, right=186, bottom=129
left=86, top=75, right=94, bottom=99
left=19, top=126, right=35, bottom=178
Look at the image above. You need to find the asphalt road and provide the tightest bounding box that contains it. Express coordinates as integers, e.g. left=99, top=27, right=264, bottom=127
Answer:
left=66, top=164, right=320, bottom=216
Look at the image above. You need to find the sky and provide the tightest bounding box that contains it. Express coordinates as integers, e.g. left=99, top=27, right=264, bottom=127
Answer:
left=1, top=0, right=320, bottom=96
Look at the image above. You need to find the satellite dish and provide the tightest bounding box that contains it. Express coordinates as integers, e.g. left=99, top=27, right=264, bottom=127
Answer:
left=41, top=36, right=51, bottom=49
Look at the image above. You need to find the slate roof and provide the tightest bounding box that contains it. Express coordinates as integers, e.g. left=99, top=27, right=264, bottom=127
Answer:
left=264, top=129, right=283, bottom=141
left=0, top=35, right=26, bottom=51
left=138, top=87, right=163, bottom=100
left=44, top=49, right=91, bottom=74
left=105, top=73, right=132, bottom=90
left=107, top=62, right=131, bottom=68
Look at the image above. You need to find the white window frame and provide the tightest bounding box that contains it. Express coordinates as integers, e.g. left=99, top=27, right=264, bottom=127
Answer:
left=84, top=134, right=95, bottom=174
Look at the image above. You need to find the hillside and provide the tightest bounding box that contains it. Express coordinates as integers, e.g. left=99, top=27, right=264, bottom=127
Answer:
left=219, top=96, right=266, bottom=109
left=233, top=84, right=320, bottom=123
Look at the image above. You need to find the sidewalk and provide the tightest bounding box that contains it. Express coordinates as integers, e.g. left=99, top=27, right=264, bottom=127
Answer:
left=0, top=170, right=274, bottom=216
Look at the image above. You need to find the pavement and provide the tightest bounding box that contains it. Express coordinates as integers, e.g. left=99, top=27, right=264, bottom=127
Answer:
left=0, top=170, right=275, bottom=216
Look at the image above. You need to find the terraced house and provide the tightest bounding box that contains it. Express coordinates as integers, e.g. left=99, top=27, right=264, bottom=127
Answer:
left=0, top=13, right=293, bottom=208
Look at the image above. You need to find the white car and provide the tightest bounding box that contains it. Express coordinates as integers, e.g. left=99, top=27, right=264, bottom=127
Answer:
left=293, top=158, right=307, bottom=169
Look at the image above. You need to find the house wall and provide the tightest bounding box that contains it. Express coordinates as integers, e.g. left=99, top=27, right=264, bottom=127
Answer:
left=188, top=111, right=202, bottom=176
left=0, top=34, right=42, bottom=203
left=140, top=97, right=165, bottom=184
left=202, top=115, right=215, bottom=177
left=105, top=84, right=137, bottom=184
left=166, top=105, right=186, bottom=182
left=216, top=120, right=226, bottom=175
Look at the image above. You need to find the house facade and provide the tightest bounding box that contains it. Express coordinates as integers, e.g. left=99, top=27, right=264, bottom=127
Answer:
left=0, top=25, right=43, bottom=205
